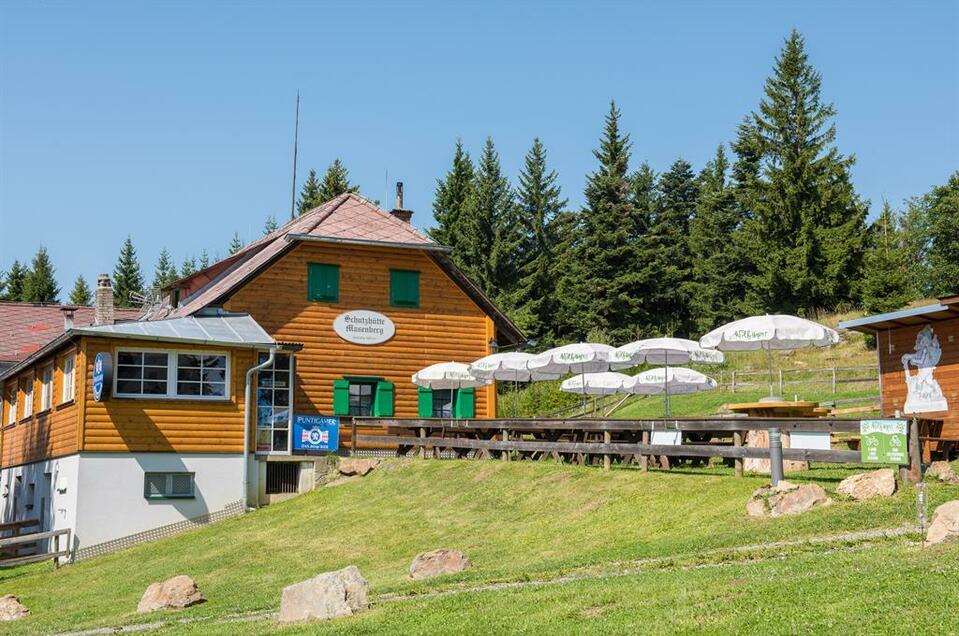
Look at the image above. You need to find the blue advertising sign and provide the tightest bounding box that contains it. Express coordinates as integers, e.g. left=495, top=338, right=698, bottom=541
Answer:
left=293, top=415, right=339, bottom=453
left=92, top=352, right=112, bottom=402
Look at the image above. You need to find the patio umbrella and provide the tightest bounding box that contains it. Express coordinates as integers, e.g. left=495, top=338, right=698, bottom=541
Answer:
left=468, top=352, right=559, bottom=416
left=412, top=362, right=491, bottom=419
left=611, top=337, right=724, bottom=415
left=560, top=371, right=633, bottom=396
left=626, top=367, right=717, bottom=395
left=529, top=343, right=615, bottom=414
left=698, top=314, right=839, bottom=400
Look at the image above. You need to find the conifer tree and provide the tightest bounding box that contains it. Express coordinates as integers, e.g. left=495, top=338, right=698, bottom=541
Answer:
left=318, top=159, right=357, bottom=202
left=23, top=246, right=60, bottom=303
left=511, top=138, right=567, bottom=339
left=151, top=248, right=178, bottom=290
left=430, top=140, right=475, bottom=252
left=861, top=202, right=914, bottom=316
left=297, top=169, right=323, bottom=215
left=199, top=250, right=210, bottom=269
left=1, top=260, right=27, bottom=301
left=735, top=30, right=867, bottom=314
left=113, top=236, right=144, bottom=307
left=458, top=137, right=512, bottom=294
left=686, top=146, right=747, bottom=333
left=68, top=275, right=93, bottom=306
left=228, top=232, right=244, bottom=255
left=180, top=255, right=197, bottom=277
left=263, top=215, right=279, bottom=235
left=923, top=172, right=959, bottom=297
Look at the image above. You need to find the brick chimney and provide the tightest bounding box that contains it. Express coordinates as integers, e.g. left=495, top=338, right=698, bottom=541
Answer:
left=390, top=181, right=413, bottom=224
left=94, top=273, right=114, bottom=326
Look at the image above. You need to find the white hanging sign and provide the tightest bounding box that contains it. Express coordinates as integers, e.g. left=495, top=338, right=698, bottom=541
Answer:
left=333, top=310, right=395, bottom=345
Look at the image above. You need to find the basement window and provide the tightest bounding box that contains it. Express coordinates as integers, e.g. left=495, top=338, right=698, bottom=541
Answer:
left=144, top=472, right=195, bottom=499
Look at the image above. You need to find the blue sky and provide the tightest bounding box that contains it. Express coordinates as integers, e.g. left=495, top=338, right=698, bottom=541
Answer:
left=1, top=1, right=957, bottom=295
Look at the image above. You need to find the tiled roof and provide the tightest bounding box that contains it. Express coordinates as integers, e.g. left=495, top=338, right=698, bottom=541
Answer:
left=0, top=303, right=141, bottom=363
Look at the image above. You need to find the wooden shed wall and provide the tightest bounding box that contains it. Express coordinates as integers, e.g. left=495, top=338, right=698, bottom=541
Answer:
left=1, top=346, right=81, bottom=468
left=80, top=337, right=253, bottom=454
left=876, top=316, right=959, bottom=439
left=224, top=241, right=497, bottom=444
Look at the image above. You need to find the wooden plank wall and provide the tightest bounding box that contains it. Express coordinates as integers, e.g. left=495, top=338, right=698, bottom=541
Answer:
left=224, top=242, right=496, bottom=445
left=1, top=347, right=80, bottom=468
left=80, top=337, right=253, bottom=454
left=876, top=316, right=959, bottom=439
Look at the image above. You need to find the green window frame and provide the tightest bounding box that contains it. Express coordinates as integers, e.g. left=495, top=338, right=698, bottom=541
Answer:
left=390, top=269, right=420, bottom=308
left=307, top=263, right=339, bottom=303
left=333, top=378, right=394, bottom=417
left=417, top=386, right=475, bottom=418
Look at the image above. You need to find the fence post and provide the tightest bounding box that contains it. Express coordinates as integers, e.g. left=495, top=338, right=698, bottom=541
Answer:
left=778, top=370, right=784, bottom=396
left=731, top=371, right=736, bottom=394
left=419, top=427, right=426, bottom=459
left=733, top=431, right=743, bottom=477
left=53, top=532, right=60, bottom=569
left=603, top=430, right=611, bottom=472
left=351, top=418, right=357, bottom=456
left=832, top=367, right=837, bottom=394
left=502, top=428, right=510, bottom=462
left=640, top=431, right=649, bottom=472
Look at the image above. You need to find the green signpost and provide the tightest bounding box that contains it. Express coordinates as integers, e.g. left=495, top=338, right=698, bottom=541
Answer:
left=860, top=419, right=908, bottom=464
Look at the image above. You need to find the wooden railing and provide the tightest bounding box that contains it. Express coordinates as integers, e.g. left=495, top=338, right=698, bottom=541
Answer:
left=0, top=523, right=71, bottom=568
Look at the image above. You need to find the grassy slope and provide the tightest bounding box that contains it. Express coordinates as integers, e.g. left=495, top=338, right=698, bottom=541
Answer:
left=3, top=459, right=958, bottom=635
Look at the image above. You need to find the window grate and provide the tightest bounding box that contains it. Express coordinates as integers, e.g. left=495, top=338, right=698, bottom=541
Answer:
left=265, top=463, right=299, bottom=495
left=144, top=472, right=195, bottom=499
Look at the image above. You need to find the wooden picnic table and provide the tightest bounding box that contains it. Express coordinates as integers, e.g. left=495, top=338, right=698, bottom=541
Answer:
left=725, top=401, right=823, bottom=472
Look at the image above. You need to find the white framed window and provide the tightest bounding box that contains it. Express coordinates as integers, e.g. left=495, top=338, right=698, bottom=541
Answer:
left=21, top=375, right=33, bottom=419
left=61, top=354, right=76, bottom=403
left=40, top=364, right=54, bottom=412
left=113, top=348, right=230, bottom=400
left=255, top=352, right=293, bottom=454
left=5, top=386, right=16, bottom=426
left=143, top=472, right=195, bottom=499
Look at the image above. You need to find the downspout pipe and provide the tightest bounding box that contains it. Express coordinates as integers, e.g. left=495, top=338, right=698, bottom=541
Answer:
left=244, top=347, right=277, bottom=510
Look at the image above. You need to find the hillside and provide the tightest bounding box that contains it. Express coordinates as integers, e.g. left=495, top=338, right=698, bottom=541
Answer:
left=2, top=458, right=958, bottom=634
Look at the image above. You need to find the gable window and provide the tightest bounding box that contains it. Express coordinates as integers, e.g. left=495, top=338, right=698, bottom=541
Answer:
left=21, top=375, right=33, bottom=419
left=307, top=263, right=339, bottom=303
left=114, top=349, right=231, bottom=400
left=390, top=270, right=420, bottom=308
left=256, top=352, right=292, bottom=453
left=116, top=351, right=169, bottom=396
left=61, top=354, right=76, bottom=403
left=40, top=364, right=54, bottom=412
left=144, top=472, right=195, bottom=499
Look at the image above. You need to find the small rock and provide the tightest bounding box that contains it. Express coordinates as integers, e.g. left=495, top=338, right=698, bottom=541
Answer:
left=927, top=462, right=959, bottom=485
left=137, top=575, right=205, bottom=614
left=409, top=549, right=471, bottom=580
left=338, top=458, right=380, bottom=477
left=926, top=500, right=959, bottom=545
left=278, top=565, right=369, bottom=623
left=746, top=482, right=831, bottom=517
left=837, top=469, right=897, bottom=501
left=0, top=595, right=29, bottom=621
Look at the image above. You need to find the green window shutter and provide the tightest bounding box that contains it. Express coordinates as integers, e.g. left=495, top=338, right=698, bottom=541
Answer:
left=417, top=386, right=433, bottom=417
left=308, top=263, right=339, bottom=302
left=455, top=387, right=475, bottom=419
left=332, top=380, right=350, bottom=415
left=373, top=382, right=394, bottom=417
left=390, top=270, right=420, bottom=307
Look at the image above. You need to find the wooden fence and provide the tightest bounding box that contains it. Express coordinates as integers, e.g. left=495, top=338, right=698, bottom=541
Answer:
left=721, top=365, right=879, bottom=394
left=0, top=524, right=70, bottom=568
left=350, top=416, right=927, bottom=482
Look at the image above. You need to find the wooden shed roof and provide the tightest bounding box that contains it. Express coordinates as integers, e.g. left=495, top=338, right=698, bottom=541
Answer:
left=839, top=296, right=959, bottom=332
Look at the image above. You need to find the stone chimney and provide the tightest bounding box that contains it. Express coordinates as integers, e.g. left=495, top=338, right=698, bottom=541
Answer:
left=61, top=307, right=76, bottom=331
left=390, top=181, right=413, bottom=224
left=94, top=274, right=114, bottom=326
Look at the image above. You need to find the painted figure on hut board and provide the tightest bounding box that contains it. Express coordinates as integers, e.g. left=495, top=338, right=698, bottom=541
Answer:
left=901, top=325, right=948, bottom=414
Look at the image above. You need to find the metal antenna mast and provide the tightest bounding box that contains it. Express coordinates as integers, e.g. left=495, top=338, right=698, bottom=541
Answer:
left=289, top=91, right=300, bottom=221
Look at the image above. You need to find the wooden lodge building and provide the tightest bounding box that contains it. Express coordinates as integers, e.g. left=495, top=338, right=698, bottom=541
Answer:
left=0, top=192, right=523, bottom=557
left=840, top=295, right=959, bottom=457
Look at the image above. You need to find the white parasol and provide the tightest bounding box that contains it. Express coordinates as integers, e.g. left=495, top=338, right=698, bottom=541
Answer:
left=560, top=371, right=633, bottom=396
left=468, top=352, right=559, bottom=416
left=529, top=343, right=615, bottom=413
left=626, top=367, right=717, bottom=395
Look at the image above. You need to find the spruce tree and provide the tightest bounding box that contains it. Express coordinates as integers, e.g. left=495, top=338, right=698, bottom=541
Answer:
left=511, top=138, right=567, bottom=339
left=180, top=255, right=197, bottom=277
left=263, top=214, right=279, bottom=235
left=458, top=137, right=512, bottom=294
left=23, top=246, right=60, bottom=303
left=430, top=140, right=475, bottom=252
left=151, top=247, right=178, bottom=290
left=735, top=30, right=867, bottom=314
left=297, top=169, right=323, bottom=215
left=113, top=236, right=144, bottom=307
left=924, top=172, right=959, bottom=297
left=318, top=159, right=357, bottom=202
left=199, top=250, right=210, bottom=269
left=228, top=232, right=244, bottom=255
left=686, top=146, right=747, bottom=333
left=861, top=202, right=914, bottom=316
left=68, top=275, right=93, bottom=306
left=2, top=260, right=27, bottom=301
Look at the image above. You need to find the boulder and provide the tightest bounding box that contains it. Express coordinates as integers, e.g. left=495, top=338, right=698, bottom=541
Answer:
left=0, top=595, right=29, bottom=621
left=338, top=458, right=380, bottom=477
left=409, top=549, right=471, bottom=580
left=746, top=481, right=832, bottom=517
left=137, top=575, right=205, bottom=614
left=837, top=469, right=897, bottom=501
left=278, top=565, right=369, bottom=623
left=927, top=462, right=959, bottom=485
left=926, top=500, right=959, bottom=546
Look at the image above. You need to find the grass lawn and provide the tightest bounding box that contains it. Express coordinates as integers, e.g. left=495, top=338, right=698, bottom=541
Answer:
left=1, top=459, right=956, bottom=635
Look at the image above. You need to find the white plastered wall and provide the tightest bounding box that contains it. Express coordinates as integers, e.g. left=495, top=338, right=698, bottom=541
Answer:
left=0, top=454, right=81, bottom=542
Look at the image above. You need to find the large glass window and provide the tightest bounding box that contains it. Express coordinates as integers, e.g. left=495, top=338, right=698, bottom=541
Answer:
left=116, top=351, right=169, bottom=396
left=432, top=389, right=455, bottom=418
left=348, top=382, right=376, bottom=416
left=176, top=354, right=227, bottom=397
left=256, top=352, right=292, bottom=453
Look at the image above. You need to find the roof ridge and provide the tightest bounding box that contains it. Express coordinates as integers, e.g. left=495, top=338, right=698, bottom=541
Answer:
left=333, top=192, right=437, bottom=244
